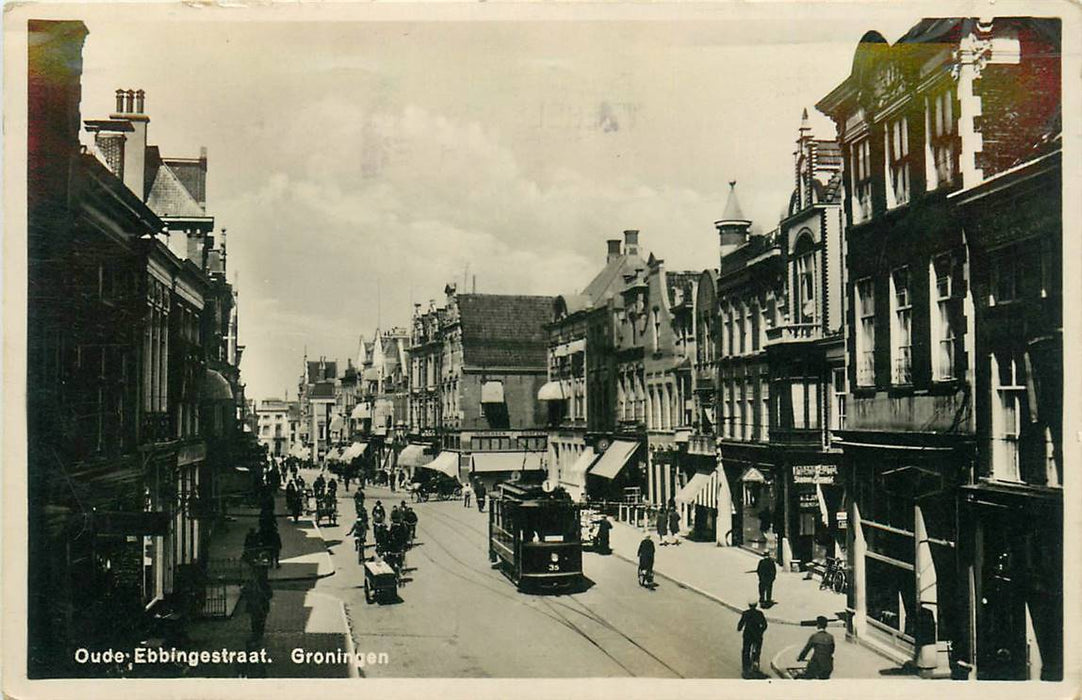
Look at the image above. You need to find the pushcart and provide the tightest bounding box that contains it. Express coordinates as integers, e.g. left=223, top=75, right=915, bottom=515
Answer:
left=363, top=558, right=400, bottom=604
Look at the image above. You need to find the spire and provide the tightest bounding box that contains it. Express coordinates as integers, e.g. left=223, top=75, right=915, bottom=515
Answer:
left=719, top=180, right=750, bottom=225
left=800, top=107, right=811, bottom=134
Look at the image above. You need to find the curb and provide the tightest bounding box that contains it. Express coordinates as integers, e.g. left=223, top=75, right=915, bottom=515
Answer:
left=770, top=643, right=803, bottom=679
left=268, top=516, right=337, bottom=583
left=308, top=591, right=364, bottom=679
left=610, top=548, right=829, bottom=627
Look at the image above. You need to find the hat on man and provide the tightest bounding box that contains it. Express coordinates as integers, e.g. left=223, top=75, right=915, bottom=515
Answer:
left=816, top=615, right=829, bottom=629
left=748, top=598, right=759, bottom=608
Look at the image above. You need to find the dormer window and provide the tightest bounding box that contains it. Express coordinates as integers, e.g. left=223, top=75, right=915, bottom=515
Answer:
left=795, top=250, right=817, bottom=324
left=886, top=116, right=911, bottom=208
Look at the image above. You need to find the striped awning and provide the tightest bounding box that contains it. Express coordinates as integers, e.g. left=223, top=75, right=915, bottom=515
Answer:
left=471, top=452, right=544, bottom=474
left=425, top=451, right=460, bottom=479
left=674, top=471, right=714, bottom=505
left=589, top=440, right=639, bottom=480
left=397, top=444, right=432, bottom=468
left=537, top=381, right=565, bottom=401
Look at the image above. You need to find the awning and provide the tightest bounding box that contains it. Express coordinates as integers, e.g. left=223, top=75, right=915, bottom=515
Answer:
left=481, top=381, right=505, bottom=404
left=397, top=444, right=432, bottom=468
left=343, top=442, right=367, bottom=460
left=471, top=452, right=544, bottom=474
left=203, top=369, right=233, bottom=401
left=589, top=440, right=639, bottom=480
left=741, top=467, right=767, bottom=483
left=537, top=381, right=566, bottom=401
left=674, top=471, right=714, bottom=505
left=288, top=443, right=310, bottom=459
left=350, top=404, right=370, bottom=419
left=325, top=447, right=343, bottom=462
left=424, top=451, right=460, bottom=479
left=560, top=447, right=596, bottom=489
left=567, top=338, right=586, bottom=354
left=330, top=415, right=344, bottom=431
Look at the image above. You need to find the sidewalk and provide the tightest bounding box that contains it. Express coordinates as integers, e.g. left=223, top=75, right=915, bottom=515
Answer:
left=180, top=499, right=356, bottom=678
left=609, top=520, right=845, bottom=625
left=607, top=520, right=908, bottom=679
left=207, top=495, right=335, bottom=582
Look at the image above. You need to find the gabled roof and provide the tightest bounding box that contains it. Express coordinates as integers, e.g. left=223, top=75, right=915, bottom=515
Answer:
left=309, top=380, right=336, bottom=400
left=581, top=252, right=645, bottom=305
left=665, top=271, right=698, bottom=308
left=456, top=293, right=554, bottom=368
left=146, top=156, right=205, bottom=218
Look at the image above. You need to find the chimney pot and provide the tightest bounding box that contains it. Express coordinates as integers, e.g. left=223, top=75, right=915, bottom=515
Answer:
left=125, top=89, right=135, bottom=113
left=135, top=89, right=145, bottom=114
left=606, top=239, right=622, bottom=263
left=115, top=89, right=125, bottom=113
left=623, top=229, right=640, bottom=256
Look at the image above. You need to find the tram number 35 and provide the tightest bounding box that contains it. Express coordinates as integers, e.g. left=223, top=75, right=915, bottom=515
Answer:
left=548, top=563, right=560, bottom=572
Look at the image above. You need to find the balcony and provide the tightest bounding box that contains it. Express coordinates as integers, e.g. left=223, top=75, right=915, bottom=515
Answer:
left=687, top=433, right=716, bottom=456
left=769, top=426, right=824, bottom=447
left=765, top=323, right=820, bottom=346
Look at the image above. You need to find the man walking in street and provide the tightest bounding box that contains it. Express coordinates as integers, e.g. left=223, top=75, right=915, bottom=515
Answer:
left=737, top=598, right=768, bottom=678
left=476, top=482, right=487, bottom=512
left=242, top=577, right=272, bottom=646
left=797, top=616, right=836, bottom=679
left=756, top=551, right=777, bottom=606
left=462, top=481, right=473, bottom=508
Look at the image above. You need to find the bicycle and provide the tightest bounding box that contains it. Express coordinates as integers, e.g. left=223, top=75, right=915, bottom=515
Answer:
left=354, top=532, right=367, bottom=564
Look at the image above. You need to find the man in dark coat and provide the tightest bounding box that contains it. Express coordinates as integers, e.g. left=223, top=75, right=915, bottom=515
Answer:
left=667, top=507, right=681, bottom=546
left=798, top=616, right=836, bottom=679
left=476, top=482, right=487, bottom=512
left=595, top=516, right=612, bottom=554
left=243, top=577, right=272, bottom=645
left=756, top=551, right=777, bottom=606
left=637, top=533, right=655, bottom=584
left=656, top=506, right=669, bottom=545
left=737, top=598, right=768, bottom=678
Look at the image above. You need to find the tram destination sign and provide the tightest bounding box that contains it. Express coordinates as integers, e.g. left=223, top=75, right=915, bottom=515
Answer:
left=792, top=464, right=837, bottom=485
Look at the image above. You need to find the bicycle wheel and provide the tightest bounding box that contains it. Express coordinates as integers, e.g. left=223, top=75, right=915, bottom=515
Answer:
left=834, top=571, right=847, bottom=594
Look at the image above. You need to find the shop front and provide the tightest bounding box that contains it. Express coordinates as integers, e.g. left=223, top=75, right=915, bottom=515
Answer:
left=845, top=446, right=969, bottom=675
left=788, top=463, right=845, bottom=566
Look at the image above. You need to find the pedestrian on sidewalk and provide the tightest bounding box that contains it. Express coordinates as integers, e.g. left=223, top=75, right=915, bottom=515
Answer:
left=756, top=551, right=777, bottom=606
left=656, top=506, right=669, bottom=545
left=242, top=578, right=272, bottom=646
left=667, top=507, right=681, bottom=546
left=328, top=476, right=338, bottom=500
left=737, top=598, right=768, bottom=678
left=797, top=616, right=835, bottom=679
left=265, top=523, right=282, bottom=568
left=462, top=482, right=473, bottom=508
left=596, top=516, right=612, bottom=554
left=476, top=482, right=487, bottom=512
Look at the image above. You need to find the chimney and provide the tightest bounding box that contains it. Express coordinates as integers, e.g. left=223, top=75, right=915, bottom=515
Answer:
left=623, top=230, right=640, bottom=257
left=715, top=180, right=751, bottom=261
left=110, top=87, right=150, bottom=201
left=606, top=239, right=622, bottom=263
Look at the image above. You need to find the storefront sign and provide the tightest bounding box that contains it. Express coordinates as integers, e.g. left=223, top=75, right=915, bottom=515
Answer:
left=798, top=492, right=820, bottom=510
left=836, top=512, right=848, bottom=529
left=792, top=464, right=837, bottom=485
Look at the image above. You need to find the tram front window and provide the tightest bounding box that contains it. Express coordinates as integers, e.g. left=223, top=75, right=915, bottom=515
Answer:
left=521, top=507, right=578, bottom=543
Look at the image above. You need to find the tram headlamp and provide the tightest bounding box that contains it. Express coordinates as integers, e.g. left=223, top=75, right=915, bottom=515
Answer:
left=550, top=552, right=559, bottom=563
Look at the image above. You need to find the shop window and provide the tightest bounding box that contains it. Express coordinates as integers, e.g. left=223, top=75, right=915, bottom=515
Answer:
left=991, top=353, right=1024, bottom=482
left=886, top=116, right=911, bottom=208
left=855, top=278, right=876, bottom=386
left=851, top=138, right=873, bottom=224
left=928, top=89, right=958, bottom=189
left=890, top=268, right=912, bottom=385
left=930, top=254, right=960, bottom=381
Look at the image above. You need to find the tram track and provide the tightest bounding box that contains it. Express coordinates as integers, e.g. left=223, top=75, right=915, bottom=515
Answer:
left=416, top=502, right=683, bottom=678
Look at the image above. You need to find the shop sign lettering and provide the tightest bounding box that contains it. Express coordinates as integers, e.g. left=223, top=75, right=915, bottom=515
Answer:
left=792, top=464, right=837, bottom=484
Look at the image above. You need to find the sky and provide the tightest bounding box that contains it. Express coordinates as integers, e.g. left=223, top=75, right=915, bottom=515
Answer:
left=72, top=5, right=923, bottom=403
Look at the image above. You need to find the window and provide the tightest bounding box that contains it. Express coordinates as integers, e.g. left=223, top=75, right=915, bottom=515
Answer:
left=990, top=254, right=1022, bottom=306
left=855, top=278, right=876, bottom=386
left=831, top=368, right=847, bottom=431
left=886, top=117, right=911, bottom=208
left=734, top=379, right=745, bottom=440
left=744, top=303, right=753, bottom=354
left=930, top=254, right=959, bottom=381
left=759, top=378, right=770, bottom=441
left=796, top=251, right=817, bottom=323
left=851, top=138, right=873, bottom=223
left=652, top=309, right=660, bottom=353
left=890, top=267, right=912, bottom=385
left=744, top=380, right=754, bottom=440
left=722, top=380, right=732, bottom=438
left=991, top=354, right=1024, bottom=482
left=751, top=301, right=761, bottom=352
left=928, top=89, right=958, bottom=189
left=736, top=304, right=746, bottom=355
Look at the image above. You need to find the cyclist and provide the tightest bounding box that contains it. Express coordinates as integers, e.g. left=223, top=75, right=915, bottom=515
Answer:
left=353, top=488, right=365, bottom=517
left=346, top=512, right=368, bottom=563
left=402, top=504, right=418, bottom=544
left=372, top=500, right=386, bottom=526
left=637, top=533, right=655, bottom=587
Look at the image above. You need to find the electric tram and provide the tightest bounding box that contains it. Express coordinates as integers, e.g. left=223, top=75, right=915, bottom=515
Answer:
left=488, top=480, right=584, bottom=591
